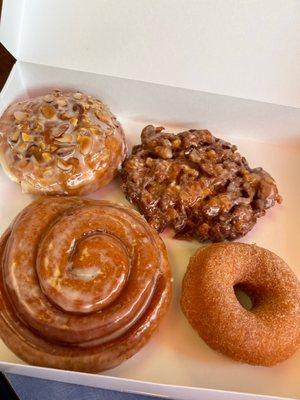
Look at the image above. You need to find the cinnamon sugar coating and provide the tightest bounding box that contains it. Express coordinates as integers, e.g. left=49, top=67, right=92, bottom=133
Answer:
left=181, top=243, right=300, bottom=366
left=0, top=90, right=126, bottom=195
left=121, top=125, right=281, bottom=242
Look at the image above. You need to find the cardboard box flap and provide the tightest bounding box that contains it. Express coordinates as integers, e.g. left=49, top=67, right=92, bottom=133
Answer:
left=1, top=0, right=300, bottom=108
left=0, top=0, right=25, bottom=59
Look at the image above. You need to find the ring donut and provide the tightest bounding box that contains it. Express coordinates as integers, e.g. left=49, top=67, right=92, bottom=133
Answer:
left=181, top=242, right=300, bottom=366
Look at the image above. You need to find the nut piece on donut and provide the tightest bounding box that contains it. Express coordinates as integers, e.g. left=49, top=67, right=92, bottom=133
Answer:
left=181, top=243, right=300, bottom=366
left=0, top=197, right=172, bottom=372
left=121, top=125, right=281, bottom=242
left=0, top=90, right=126, bottom=195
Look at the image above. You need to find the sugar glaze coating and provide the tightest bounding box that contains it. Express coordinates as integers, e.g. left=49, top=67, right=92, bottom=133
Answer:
left=0, top=90, right=126, bottom=195
left=0, top=197, right=172, bottom=372
left=181, top=243, right=300, bottom=366
left=122, top=125, right=281, bottom=242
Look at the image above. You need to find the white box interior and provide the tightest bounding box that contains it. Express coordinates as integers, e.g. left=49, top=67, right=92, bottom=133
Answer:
left=2, top=0, right=300, bottom=108
left=0, top=61, right=299, bottom=400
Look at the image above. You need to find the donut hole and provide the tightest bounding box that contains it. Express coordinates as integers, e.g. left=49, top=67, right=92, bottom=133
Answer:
left=234, top=284, right=254, bottom=310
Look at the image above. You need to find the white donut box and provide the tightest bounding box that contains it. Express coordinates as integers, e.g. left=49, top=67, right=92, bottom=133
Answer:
left=0, top=1, right=299, bottom=399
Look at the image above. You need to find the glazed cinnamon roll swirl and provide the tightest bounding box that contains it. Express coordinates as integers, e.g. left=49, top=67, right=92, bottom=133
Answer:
left=0, top=197, right=172, bottom=372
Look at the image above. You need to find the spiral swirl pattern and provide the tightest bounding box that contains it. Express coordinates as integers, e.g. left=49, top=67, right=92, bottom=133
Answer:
left=0, top=198, right=171, bottom=372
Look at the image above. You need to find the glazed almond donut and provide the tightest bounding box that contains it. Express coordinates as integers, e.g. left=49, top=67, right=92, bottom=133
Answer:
left=0, top=197, right=172, bottom=372
left=181, top=243, right=300, bottom=366
left=0, top=90, right=126, bottom=195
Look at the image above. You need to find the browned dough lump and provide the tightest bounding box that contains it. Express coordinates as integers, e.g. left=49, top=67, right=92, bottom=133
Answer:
left=121, top=125, right=281, bottom=242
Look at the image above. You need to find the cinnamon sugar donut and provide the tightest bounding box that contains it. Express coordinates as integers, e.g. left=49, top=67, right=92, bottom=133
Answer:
left=181, top=243, right=300, bottom=366
left=0, top=90, right=126, bottom=195
left=0, top=197, right=172, bottom=372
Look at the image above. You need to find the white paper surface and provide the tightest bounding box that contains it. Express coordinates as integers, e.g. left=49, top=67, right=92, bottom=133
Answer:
left=0, top=0, right=25, bottom=58
left=2, top=0, right=300, bottom=108
left=4, top=61, right=300, bottom=145
left=0, top=62, right=299, bottom=400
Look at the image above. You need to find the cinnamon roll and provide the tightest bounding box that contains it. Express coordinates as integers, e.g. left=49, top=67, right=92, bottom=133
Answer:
left=0, top=197, right=172, bottom=372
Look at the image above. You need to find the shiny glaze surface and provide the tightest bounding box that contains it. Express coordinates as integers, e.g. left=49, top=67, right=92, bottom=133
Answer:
left=122, top=125, right=281, bottom=242
left=0, top=90, right=126, bottom=195
left=0, top=198, right=172, bottom=372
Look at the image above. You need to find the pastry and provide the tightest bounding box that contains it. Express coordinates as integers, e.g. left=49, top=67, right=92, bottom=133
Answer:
left=0, top=90, right=126, bottom=195
left=181, top=243, right=300, bottom=366
left=0, top=197, right=172, bottom=372
left=121, top=125, right=281, bottom=242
